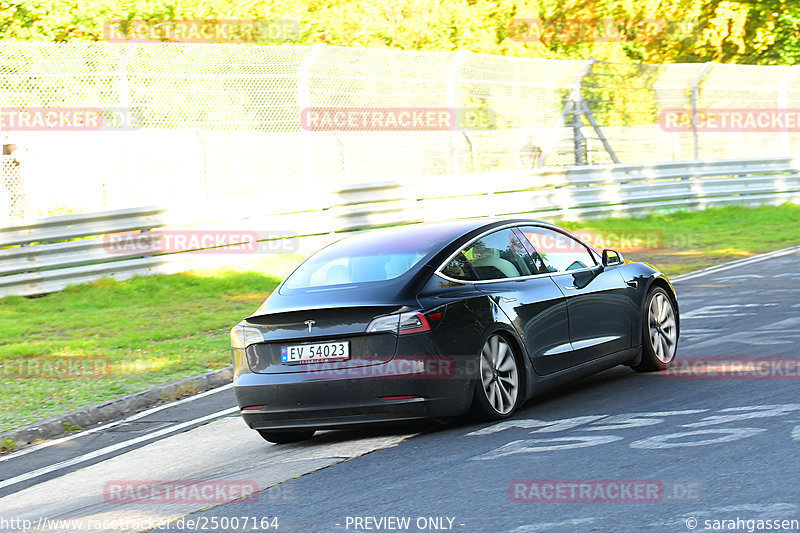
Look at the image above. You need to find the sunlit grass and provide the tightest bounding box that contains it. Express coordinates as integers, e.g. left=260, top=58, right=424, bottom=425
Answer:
left=558, top=204, right=800, bottom=276
left=0, top=254, right=302, bottom=430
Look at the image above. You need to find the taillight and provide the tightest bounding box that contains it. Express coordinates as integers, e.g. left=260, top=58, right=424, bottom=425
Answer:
left=398, top=312, right=431, bottom=334
left=366, top=314, right=401, bottom=334
left=366, top=311, right=431, bottom=335
left=230, top=324, right=263, bottom=349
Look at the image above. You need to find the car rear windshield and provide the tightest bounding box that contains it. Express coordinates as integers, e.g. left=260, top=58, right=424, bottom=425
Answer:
left=281, top=224, right=471, bottom=291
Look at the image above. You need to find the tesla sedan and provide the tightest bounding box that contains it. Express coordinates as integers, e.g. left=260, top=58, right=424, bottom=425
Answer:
left=230, top=218, right=679, bottom=443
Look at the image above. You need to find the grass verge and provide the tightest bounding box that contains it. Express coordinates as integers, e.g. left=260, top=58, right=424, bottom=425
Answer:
left=1, top=204, right=799, bottom=432
left=0, top=255, right=301, bottom=432
left=559, top=204, right=800, bottom=276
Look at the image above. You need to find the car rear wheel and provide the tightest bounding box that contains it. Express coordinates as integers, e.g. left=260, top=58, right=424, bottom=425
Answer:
left=258, top=429, right=315, bottom=444
left=632, top=287, right=678, bottom=372
left=472, top=334, right=521, bottom=420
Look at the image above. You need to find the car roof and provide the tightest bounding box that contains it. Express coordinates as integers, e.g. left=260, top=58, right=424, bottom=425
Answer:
left=357, top=217, right=555, bottom=242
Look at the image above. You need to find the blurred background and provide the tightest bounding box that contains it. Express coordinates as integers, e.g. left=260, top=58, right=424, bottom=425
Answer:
left=2, top=0, right=800, bottom=436
left=2, top=43, right=799, bottom=221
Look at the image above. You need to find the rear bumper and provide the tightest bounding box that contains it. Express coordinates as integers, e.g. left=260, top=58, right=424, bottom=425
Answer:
left=234, top=360, right=474, bottom=430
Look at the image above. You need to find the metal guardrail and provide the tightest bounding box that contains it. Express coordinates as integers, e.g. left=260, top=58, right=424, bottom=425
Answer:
left=332, top=156, right=800, bottom=228
left=2, top=157, right=799, bottom=298
left=0, top=207, right=165, bottom=297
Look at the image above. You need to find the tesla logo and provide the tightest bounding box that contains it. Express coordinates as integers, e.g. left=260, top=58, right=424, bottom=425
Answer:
left=304, top=320, right=315, bottom=333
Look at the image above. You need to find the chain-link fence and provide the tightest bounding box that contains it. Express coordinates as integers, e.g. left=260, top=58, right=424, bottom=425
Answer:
left=2, top=42, right=800, bottom=221
left=1, top=156, right=25, bottom=218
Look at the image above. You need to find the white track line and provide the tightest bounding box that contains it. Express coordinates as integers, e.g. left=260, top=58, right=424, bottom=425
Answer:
left=0, top=406, right=239, bottom=490
left=672, top=245, right=800, bottom=283
left=0, top=383, right=232, bottom=463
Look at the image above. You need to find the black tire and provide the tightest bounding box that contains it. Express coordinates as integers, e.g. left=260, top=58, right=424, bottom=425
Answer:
left=471, top=333, right=522, bottom=420
left=257, top=429, right=315, bottom=444
left=631, top=287, right=678, bottom=372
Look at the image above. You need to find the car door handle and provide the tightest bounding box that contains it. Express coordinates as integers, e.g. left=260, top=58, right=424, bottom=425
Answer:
left=499, top=296, right=517, bottom=303
left=563, top=285, right=576, bottom=290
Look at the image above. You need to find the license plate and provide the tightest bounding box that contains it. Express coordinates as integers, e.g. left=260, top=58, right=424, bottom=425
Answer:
left=281, top=341, right=350, bottom=363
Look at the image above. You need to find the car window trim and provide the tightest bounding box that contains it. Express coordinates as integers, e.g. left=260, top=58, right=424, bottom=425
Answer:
left=434, top=222, right=600, bottom=285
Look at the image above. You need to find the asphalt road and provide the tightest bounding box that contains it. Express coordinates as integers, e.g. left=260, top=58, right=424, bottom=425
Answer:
left=2, top=246, right=800, bottom=533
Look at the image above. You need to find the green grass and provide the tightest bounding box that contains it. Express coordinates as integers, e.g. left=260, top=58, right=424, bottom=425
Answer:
left=558, top=204, right=800, bottom=276
left=1, top=204, right=799, bottom=433
left=0, top=254, right=302, bottom=431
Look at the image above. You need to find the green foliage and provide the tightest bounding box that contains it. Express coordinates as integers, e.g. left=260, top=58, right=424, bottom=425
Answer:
left=0, top=0, right=797, bottom=65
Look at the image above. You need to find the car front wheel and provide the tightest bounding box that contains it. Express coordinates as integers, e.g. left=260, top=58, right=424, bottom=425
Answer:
left=632, top=287, right=678, bottom=372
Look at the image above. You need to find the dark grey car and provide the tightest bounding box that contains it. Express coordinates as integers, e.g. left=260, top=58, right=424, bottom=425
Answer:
left=231, top=219, right=679, bottom=443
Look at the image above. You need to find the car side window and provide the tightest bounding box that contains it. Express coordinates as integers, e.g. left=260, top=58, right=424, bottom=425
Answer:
left=440, top=251, right=479, bottom=281
left=517, top=226, right=596, bottom=273
left=441, top=228, right=534, bottom=281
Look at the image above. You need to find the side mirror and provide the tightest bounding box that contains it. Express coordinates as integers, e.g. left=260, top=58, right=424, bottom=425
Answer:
left=602, top=249, right=623, bottom=267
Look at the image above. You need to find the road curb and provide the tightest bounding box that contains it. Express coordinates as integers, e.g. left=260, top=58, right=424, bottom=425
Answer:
left=1, top=366, right=232, bottom=447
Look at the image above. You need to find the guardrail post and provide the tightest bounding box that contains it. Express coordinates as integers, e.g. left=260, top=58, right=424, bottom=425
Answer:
left=690, top=62, right=713, bottom=160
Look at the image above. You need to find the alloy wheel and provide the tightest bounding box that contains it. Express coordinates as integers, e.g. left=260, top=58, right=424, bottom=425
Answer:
left=648, top=292, right=677, bottom=363
left=479, top=335, right=519, bottom=415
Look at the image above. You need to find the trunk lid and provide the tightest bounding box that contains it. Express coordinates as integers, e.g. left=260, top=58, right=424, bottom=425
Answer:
left=244, top=306, right=401, bottom=374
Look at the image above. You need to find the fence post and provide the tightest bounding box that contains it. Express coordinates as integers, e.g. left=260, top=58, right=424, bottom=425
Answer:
left=778, top=65, right=800, bottom=156
left=539, top=59, right=593, bottom=167
left=690, top=62, right=713, bottom=160
left=462, top=131, right=477, bottom=173
left=334, top=132, right=349, bottom=183
left=117, top=44, right=134, bottom=110
left=446, top=51, right=468, bottom=174
left=298, top=44, right=326, bottom=186
left=117, top=44, right=136, bottom=202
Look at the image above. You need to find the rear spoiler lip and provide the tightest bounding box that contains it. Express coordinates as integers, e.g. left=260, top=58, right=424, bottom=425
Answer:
left=245, top=302, right=414, bottom=322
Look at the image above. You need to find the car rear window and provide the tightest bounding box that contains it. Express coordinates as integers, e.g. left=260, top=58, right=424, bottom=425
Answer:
left=281, top=224, right=470, bottom=290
